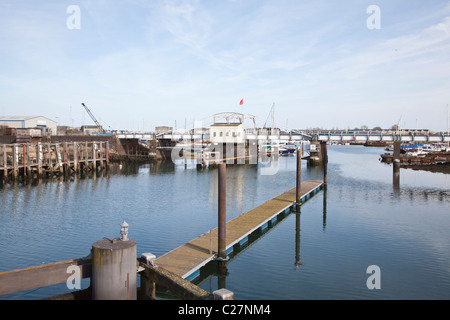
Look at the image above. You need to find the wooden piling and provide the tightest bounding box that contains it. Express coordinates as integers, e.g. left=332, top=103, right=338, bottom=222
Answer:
left=37, top=143, right=43, bottom=177
left=0, top=141, right=108, bottom=181
left=98, top=142, right=103, bottom=170
left=92, top=143, right=97, bottom=171
left=85, top=142, right=89, bottom=171
left=56, top=143, right=63, bottom=174
left=63, top=142, right=68, bottom=175
left=12, top=144, right=18, bottom=179
left=2, top=144, right=7, bottom=181
left=26, top=144, right=31, bottom=178
left=22, top=144, right=27, bottom=179
left=47, top=143, right=53, bottom=176
left=105, top=141, right=109, bottom=166
left=73, top=142, right=78, bottom=172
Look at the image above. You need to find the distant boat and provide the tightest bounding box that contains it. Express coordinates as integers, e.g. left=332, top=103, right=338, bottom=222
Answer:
left=279, top=145, right=296, bottom=156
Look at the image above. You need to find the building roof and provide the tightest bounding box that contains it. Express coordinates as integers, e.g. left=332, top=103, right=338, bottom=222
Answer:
left=210, top=123, right=242, bottom=127
left=0, top=116, right=56, bottom=123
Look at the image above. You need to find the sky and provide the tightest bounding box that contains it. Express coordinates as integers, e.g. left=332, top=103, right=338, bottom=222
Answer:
left=0, top=0, right=450, bottom=132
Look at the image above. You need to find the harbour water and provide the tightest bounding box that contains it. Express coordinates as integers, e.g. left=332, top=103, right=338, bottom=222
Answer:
left=0, top=145, right=449, bottom=300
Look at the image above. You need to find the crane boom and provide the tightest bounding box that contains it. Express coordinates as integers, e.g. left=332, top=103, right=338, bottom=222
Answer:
left=81, top=103, right=103, bottom=131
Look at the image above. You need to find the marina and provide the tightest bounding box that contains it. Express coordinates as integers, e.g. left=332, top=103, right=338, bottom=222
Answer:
left=0, top=145, right=449, bottom=300
left=2, top=1, right=450, bottom=305
left=379, top=142, right=450, bottom=166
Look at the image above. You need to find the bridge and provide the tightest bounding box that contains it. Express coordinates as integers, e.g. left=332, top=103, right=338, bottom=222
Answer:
left=116, top=129, right=450, bottom=144
left=114, top=111, right=450, bottom=143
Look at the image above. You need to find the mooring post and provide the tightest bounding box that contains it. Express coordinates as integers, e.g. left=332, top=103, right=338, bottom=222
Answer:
left=47, top=143, right=53, bottom=176
left=218, top=163, right=227, bottom=260
left=92, top=143, right=97, bottom=171
left=12, top=144, right=18, bottom=180
left=393, top=140, right=401, bottom=162
left=55, top=143, right=63, bottom=175
left=91, top=222, right=137, bottom=300
left=85, top=142, right=89, bottom=170
left=37, top=143, right=42, bottom=177
left=105, top=141, right=109, bottom=167
left=98, top=142, right=103, bottom=170
left=22, top=144, right=27, bottom=179
left=296, top=149, right=301, bottom=207
left=321, top=141, right=328, bottom=184
left=26, top=144, right=31, bottom=178
left=2, top=144, right=8, bottom=181
left=217, top=163, right=229, bottom=287
left=73, top=142, right=78, bottom=173
left=393, top=140, right=401, bottom=190
left=63, top=142, right=68, bottom=175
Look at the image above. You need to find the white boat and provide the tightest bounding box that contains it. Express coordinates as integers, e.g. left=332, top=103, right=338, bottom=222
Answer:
left=279, top=145, right=297, bottom=156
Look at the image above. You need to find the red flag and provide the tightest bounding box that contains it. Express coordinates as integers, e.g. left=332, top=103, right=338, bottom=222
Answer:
left=240, top=99, right=243, bottom=105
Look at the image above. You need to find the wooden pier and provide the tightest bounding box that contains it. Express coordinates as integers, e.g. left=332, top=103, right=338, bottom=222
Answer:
left=0, top=141, right=109, bottom=181
left=155, top=179, right=324, bottom=281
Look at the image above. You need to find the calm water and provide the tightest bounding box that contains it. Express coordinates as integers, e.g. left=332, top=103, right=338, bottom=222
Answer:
left=1, top=146, right=449, bottom=300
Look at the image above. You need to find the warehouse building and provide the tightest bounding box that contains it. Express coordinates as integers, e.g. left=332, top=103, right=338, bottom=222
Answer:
left=0, top=116, right=57, bottom=135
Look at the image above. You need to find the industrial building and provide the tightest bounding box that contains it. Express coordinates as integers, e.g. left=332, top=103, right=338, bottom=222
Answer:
left=0, top=116, right=57, bottom=135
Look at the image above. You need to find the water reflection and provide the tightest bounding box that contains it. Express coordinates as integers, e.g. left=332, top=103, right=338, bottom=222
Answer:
left=393, top=164, right=400, bottom=194
left=322, top=185, right=327, bottom=231
left=295, top=209, right=302, bottom=269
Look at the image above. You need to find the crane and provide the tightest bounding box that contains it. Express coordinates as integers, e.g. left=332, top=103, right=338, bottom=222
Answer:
left=81, top=103, right=104, bottom=132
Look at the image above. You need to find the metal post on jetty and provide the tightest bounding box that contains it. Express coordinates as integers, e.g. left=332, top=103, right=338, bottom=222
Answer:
left=217, top=162, right=229, bottom=286
left=393, top=140, right=401, bottom=190
left=218, top=163, right=227, bottom=261
left=321, top=141, right=328, bottom=184
left=296, top=149, right=302, bottom=211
